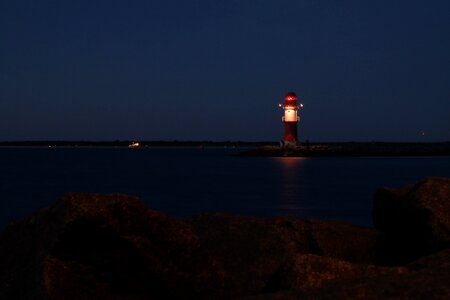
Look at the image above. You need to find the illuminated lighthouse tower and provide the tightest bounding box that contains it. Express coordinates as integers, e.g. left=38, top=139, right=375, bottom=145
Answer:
left=279, top=92, right=303, bottom=147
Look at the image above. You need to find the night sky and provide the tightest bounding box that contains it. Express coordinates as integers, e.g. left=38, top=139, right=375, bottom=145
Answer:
left=1, top=0, right=449, bottom=142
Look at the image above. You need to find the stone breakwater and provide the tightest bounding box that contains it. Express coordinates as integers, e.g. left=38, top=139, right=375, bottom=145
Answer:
left=0, top=177, right=449, bottom=299
left=239, top=142, right=450, bottom=157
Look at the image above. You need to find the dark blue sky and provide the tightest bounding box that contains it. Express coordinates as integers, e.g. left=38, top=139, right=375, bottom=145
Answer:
left=1, top=0, right=449, bottom=142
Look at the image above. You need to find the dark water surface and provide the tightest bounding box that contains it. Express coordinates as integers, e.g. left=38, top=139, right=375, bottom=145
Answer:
left=1, top=148, right=449, bottom=229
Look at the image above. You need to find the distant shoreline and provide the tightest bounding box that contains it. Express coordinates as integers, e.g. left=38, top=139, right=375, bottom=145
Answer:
left=1, top=141, right=450, bottom=157
left=0, top=140, right=449, bottom=147
left=0, top=141, right=271, bottom=148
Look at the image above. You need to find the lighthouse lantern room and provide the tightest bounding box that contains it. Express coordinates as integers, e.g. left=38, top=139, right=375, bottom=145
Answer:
left=279, top=92, right=303, bottom=147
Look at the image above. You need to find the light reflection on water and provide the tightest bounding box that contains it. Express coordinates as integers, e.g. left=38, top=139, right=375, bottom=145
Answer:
left=272, top=157, right=307, bottom=212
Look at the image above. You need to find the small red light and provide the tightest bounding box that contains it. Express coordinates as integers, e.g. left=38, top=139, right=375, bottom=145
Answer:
left=285, top=92, right=297, bottom=101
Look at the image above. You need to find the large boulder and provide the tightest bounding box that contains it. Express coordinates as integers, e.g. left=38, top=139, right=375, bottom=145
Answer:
left=373, top=177, right=450, bottom=265
left=0, top=193, right=229, bottom=300
left=242, top=249, right=450, bottom=300
left=263, top=254, right=405, bottom=293
left=188, top=213, right=381, bottom=297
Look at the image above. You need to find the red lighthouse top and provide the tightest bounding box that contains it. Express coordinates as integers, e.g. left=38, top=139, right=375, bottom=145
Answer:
left=285, top=92, right=297, bottom=102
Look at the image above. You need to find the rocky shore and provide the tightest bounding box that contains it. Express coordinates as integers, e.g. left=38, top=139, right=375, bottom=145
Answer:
left=0, top=177, right=449, bottom=299
left=239, top=142, right=450, bottom=157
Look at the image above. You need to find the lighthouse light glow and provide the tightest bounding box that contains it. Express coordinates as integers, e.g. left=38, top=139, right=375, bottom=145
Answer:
left=285, top=96, right=297, bottom=101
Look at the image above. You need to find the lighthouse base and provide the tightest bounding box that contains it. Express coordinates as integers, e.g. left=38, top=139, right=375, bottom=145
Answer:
left=283, top=122, right=298, bottom=148
left=280, top=140, right=298, bottom=149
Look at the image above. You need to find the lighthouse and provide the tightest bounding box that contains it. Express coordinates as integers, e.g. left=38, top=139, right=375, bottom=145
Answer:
left=279, top=92, right=303, bottom=147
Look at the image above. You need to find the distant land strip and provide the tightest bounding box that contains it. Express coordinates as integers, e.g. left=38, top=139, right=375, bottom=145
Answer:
left=0, top=140, right=274, bottom=148
left=1, top=141, right=450, bottom=156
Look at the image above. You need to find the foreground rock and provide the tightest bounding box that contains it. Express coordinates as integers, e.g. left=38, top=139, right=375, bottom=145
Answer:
left=264, top=254, right=405, bottom=292
left=189, top=214, right=381, bottom=296
left=0, top=177, right=449, bottom=299
left=0, top=193, right=229, bottom=300
left=242, top=250, right=450, bottom=300
left=374, top=177, right=450, bottom=265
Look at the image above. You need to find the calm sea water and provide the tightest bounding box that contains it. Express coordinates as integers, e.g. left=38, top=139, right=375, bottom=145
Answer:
left=1, top=147, right=449, bottom=229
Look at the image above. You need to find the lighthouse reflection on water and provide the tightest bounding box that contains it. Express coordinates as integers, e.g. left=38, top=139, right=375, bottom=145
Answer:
left=273, top=157, right=307, bottom=215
